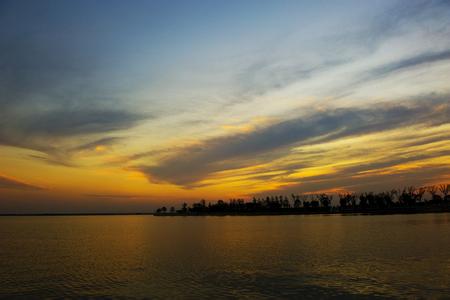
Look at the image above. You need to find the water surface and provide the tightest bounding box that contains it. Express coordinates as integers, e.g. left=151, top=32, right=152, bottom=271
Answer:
left=1, top=214, right=449, bottom=298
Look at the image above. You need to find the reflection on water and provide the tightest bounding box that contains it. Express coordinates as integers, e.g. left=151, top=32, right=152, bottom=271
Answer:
left=0, top=214, right=449, bottom=298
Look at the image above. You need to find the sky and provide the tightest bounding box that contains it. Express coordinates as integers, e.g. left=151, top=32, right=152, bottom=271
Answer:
left=1, top=0, right=450, bottom=213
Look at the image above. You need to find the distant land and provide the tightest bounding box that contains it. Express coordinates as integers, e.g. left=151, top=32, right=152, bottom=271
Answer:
left=0, top=213, right=154, bottom=217
left=155, top=185, right=450, bottom=216
left=1, top=185, right=448, bottom=217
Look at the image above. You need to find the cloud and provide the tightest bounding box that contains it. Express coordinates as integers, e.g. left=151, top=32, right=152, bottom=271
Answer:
left=265, top=164, right=450, bottom=197
left=363, top=49, right=450, bottom=83
left=0, top=175, right=44, bottom=191
left=0, top=5, right=151, bottom=165
left=0, top=109, right=145, bottom=141
left=71, top=137, right=123, bottom=152
left=27, top=154, right=77, bottom=168
left=228, top=0, right=450, bottom=104
left=24, top=110, right=144, bottom=137
left=0, top=108, right=146, bottom=163
left=234, top=58, right=345, bottom=102
left=139, top=97, right=450, bottom=186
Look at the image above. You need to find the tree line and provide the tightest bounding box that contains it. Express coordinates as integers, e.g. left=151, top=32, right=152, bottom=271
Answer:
left=155, top=184, right=450, bottom=215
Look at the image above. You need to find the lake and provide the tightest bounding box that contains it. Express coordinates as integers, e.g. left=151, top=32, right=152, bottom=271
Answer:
left=1, top=213, right=449, bottom=298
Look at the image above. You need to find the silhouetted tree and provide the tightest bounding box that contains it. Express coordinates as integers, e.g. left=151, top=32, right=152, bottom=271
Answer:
left=293, top=195, right=302, bottom=208
left=310, top=195, right=320, bottom=209
left=158, top=184, right=450, bottom=216
left=359, top=193, right=368, bottom=209
left=439, top=184, right=449, bottom=202
left=413, top=187, right=426, bottom=203
left=399, top=187, right=414, bottom=206
left=428, top=185, right=443, bottom=203
left=339, top=193, right=353, bottom=209
left=318, top=194, right=332, bottom=209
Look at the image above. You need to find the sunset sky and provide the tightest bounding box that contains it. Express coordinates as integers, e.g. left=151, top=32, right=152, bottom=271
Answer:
left=1, top=0, right=450, bottom=213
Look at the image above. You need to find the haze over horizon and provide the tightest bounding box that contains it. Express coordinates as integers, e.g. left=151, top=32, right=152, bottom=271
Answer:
left=1, top=0, right=450, bottom=213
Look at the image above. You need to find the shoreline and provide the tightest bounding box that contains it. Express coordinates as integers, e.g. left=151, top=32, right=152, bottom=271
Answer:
left=154, top=205, right=450, bottom=217
left=0, top=212, right=154, bottom=217
left=1, top=205, right=449, bottom=217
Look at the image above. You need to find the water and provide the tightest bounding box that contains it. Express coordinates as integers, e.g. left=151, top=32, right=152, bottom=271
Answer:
left=0, top=214, right=449, bottom=299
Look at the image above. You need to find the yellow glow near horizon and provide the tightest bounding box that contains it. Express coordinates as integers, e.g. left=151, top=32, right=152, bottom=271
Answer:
left=1, top=119, right=449, bottom=207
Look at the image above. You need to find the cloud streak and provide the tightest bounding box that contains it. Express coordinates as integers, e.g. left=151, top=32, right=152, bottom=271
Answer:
left=139, top=97, right=450, bottom=186
left=362, top=50, right=450, bottom=84
left=0, top=108, right=147, bottom=166
left=0, top=175, right=44, bottom=191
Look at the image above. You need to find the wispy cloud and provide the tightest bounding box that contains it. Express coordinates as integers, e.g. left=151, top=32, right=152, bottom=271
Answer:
left=202, top=122, right=450, bottom=195
left=362, top=50, right=450, bottom=83
left=139, top=96, right=450, bottom=187
left=71, top=137, right=124, bottom=153
left=0, top=175, right=44, bottom=191
left=0, top=108, right=147, bottom=166
left=221, top=0, right=450, bottom=113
